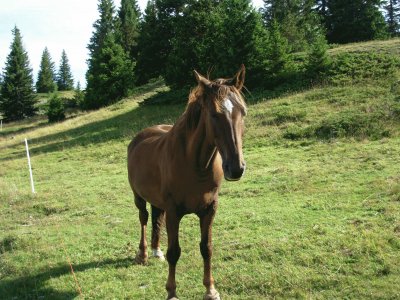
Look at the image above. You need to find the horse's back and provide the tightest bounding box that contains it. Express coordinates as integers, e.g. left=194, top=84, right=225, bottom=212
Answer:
left=128, top=124, right=172, bottom=154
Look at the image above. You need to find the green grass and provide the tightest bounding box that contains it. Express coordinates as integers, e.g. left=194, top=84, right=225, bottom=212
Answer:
left=1, top=43, right=400, bottom=299
left=329, top=38, right=400, bottom=56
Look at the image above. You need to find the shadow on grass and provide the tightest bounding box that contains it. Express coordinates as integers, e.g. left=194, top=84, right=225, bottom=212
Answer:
left=0, top=83, right=265, bottom=163
left=0, top=80, right=167, bottom=140
left=0, top=116, right=49, bottom=138
left=130, top=77, right=166, bottom=98
left=0, top=257, right=134, bottom=299
left=0, top=89, right=187, bottom=162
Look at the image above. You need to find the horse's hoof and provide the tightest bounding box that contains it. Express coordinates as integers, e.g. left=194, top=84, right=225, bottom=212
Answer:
left=152, top=248, right=165, bottom=261
left=166, top=297, right=179, bottom=300
left=134, top=255, right=148, bottom=265
left=154, top=255, right=165, bottom=261
left=204, top=290, right=220, bottom=300
left=134, top=251, right=148, bottom=265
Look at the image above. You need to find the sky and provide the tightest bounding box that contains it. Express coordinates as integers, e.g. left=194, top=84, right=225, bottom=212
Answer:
left=0, top=0, right=264, bottom=88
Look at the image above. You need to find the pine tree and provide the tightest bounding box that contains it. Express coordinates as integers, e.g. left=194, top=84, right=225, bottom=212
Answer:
left=84, top=0, right=135, bottom=109
left=306, top=31, right=330, bottom=79
left=0, top=26, right=36, bottom=121
left=36, top=47, right=56, bottom=93
left=85, top=35, right=134, bottom=109
left=266, top=19, right=293, bottom=80
left=164, top=0, right=218, bottom=86
left=57, top=50, right=74, bottom=91
left=136, top=0, right=186, bottom=84
left=262, top=0, right=292, bottom=24
left=155, top=0, right=186, bottom=39
left=383, top=0, right=400, bottom=36
left=315, top=0, right=328, bottom=15
left=326, top=0, right=388, bottom=43
left=214, top=0, right=269, bottom=82
left=87, top=0, right=116, bottom=57
left=117, top=0, right=141, bottom=58
left=135, top=0, right=162, bottom=84
left=47, top=93, right=65, bottom=123
left=165, top=0, right=268, bottom=87
left=315, top=0, right=329, bottom=31
left=74, top=81, right=85, bottom=108
left=262, top=0, right=321, bottom=52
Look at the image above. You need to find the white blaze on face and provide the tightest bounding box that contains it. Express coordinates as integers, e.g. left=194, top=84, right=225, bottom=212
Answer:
left=223, top=98, right=234, bottom=114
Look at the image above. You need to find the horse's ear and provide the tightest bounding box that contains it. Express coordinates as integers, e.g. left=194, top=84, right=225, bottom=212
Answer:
left=223, top=64, right=246, bottom=90
left=194, top=70, right=211, bottom=87
left=234, top=64, right=245, bottom=91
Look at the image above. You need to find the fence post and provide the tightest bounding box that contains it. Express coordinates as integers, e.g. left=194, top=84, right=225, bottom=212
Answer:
left=25, top=138, right=35, bottom=194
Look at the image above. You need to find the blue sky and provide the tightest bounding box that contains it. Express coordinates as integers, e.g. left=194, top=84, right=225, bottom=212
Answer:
left=0, top=0, right=263, bottom=87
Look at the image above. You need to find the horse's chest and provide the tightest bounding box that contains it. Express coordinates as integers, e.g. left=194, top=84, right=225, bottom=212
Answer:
left=163, top=179, right=219, bottom=213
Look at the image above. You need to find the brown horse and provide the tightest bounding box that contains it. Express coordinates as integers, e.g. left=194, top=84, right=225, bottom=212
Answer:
left=127, top=65, right=247, bottom=300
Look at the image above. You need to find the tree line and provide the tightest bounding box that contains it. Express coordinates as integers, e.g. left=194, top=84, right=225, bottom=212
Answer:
left=0, top=27, right=75, bottom=121
left=84, top=0, right=400, bottom=110
left=1, top=0, right=399, bottom=120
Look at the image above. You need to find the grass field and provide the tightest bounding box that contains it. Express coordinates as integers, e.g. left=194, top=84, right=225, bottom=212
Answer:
left=328, top=38, right=400, bottom=56
left=1, top=42, right=400, bottom=299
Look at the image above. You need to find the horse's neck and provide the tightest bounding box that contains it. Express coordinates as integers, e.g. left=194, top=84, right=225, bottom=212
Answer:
left=189, top=116, right=216, bottom=171
left=171, top=106, right=216, bottom=173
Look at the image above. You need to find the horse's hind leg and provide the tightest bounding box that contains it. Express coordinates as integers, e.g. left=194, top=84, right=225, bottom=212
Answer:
left=151, top=205, right=166, bottom=260
left=134, top=194, right=149, bottom=264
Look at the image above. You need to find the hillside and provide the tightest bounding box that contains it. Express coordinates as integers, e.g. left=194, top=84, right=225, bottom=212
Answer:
left=328, top=38, right=400, bottom=56
left=1, top=41, right=400, bottom=299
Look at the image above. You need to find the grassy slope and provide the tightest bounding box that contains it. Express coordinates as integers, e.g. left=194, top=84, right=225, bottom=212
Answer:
left=328, top=38, right=400, bottom=56
left=2, top=91, right=77, bottom=136
left=1, top=44, right=400, bottom=299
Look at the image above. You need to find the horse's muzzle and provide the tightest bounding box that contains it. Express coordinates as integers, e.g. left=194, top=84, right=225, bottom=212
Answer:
left=223, top=161, right=246, bottom=181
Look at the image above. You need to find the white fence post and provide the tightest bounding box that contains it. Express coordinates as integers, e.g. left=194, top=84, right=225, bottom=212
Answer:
left=24, top=138, right=35, bottom=194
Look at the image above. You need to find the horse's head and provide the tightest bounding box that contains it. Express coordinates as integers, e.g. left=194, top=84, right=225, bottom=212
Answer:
left=193, top=65, right=247, bottom=181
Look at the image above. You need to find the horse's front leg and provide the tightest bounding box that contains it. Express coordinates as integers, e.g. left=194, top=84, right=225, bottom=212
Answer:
left=165, top=209, right=182, bottom=300
left=199, top=200, right=220, bottom=300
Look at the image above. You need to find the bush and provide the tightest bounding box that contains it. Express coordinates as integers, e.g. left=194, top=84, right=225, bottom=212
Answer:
left=61, top=98, right=78, bottom=109
left=74, top=89, right=85, bottom=109
left=270, top=106, right=306, bottom=125
left=329, top=52, right=400, bottom=85
left=314, top=112, right=389, bottom=140
left=283, top=110, right=391, bottom=141
left=391, top=80, right=400, bottom=102
left=47, top=93, right=65, bottom=123
left=306, top=34, right=331, bottom=80
left=283, top=124, right=313, bottom=140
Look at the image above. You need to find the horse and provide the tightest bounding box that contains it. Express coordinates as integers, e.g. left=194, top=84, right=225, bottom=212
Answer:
left=127, top=65, right=247, bottom=300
